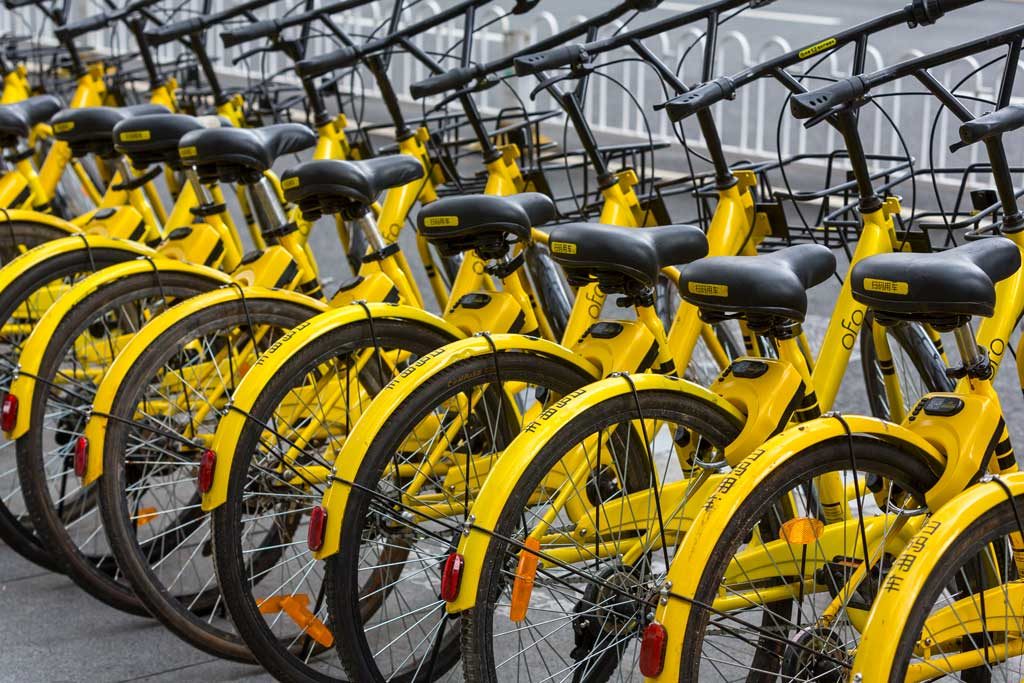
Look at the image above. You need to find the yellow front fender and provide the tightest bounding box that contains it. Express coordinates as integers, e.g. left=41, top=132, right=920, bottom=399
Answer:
left=82, top=287, right=328, bottom=485
left=852, top=472, right=1024, bottom=682
left=202, top=303, right=467, bottom=511
left=648, top=415, right=946, bottom=682
left=6, top=259, right=231, bottom=438
left=448, top=372, right=744, bottom=613
left=0, top=234, right=154, bottom=291
left=314, top=334, right=602, bottom=560
left=0, top=208, right=80, bottom=233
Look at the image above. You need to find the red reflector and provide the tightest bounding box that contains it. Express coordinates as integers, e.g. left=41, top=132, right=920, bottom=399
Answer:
left=639, top=622, right=668, bottom=677
left=0, top=393, right=17, bottom=432
left=74, top=436, right=88, bottom=478
left=440, top=552, right=464, bottom=602
left=197, top=449, right=216, bottom=493
left=307, top=505, right=327, bottom=552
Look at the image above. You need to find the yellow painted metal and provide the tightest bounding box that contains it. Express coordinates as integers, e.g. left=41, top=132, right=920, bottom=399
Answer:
left=648, top=415, right=945, bottom=681
left=200, top=304, right=467, bottom=510
left=6, top=260, right=232, bottom=438
left=446, top=373, right=743, bottom=613
left=83, top=287, right=327, bottom=484
left=851, top=473, right=1024, bottom=681
left=312, top=335, right=603, bottom=560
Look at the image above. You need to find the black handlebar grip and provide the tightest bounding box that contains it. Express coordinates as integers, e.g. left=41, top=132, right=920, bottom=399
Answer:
left=906, top=0, right=980, bottom=26
left=511, top=0, right=542, bottom=14
left=959, top=105, right=1024, bottom=146
left=55, top=13, right=110, bottom=42
left=145, top=16, right=203, bottom=46
left=664, top=77, right=736, bottom=122
left=514, top=45, right=587, bottom=76
left=409, top=65, right=480, bottom=100
left=221, top=20, right=280, bottom=48
left=790, top=76, right=867, bottom=119
left=3, top=0, right=39, bottom=9
left=295, top=46, right=358, bottom=80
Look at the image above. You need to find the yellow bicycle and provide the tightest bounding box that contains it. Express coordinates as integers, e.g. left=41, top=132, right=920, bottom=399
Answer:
left=645, top=31, right=1024, bottom=681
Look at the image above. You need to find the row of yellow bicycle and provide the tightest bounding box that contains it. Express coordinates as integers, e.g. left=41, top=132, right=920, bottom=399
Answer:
left=1, top=0, right=1022, bottom=680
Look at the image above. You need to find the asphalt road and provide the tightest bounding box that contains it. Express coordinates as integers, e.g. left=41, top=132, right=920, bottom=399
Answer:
left=5, top=1, right=1024, bottom=681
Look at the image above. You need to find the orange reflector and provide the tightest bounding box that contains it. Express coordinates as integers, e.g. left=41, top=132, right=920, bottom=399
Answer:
left=639, top=622, right=668, bottom=677
left=135, top=507, right=158, bottom=527
left=509, top=537, right=541, bottom=622
left=779, top=517, right=825, bottom=545
left=73, top=436, right=88, bottom=478
left=1, top=393, right=17, bottom=432
left=257, top=594, right=333, bottom=647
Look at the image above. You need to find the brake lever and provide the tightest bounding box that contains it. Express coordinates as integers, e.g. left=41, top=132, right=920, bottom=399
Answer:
left=529, top=66, right=592, bottom=101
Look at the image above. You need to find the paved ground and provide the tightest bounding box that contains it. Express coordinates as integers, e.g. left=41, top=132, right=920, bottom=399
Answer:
left=5, top=1, right=1024, bottom=681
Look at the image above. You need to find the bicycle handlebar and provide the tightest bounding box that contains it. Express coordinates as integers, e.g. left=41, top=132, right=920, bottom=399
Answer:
left=409, top=0, right=663, bottom=100
left=221, top=0, right=378, bottom=49
left=663, top=77, right=736, bottom=120
left=790, top=76, right=867, bottom=119
left=908, top=0, right=980, bottom=26
left=959, top=105, right=1024, bottom=146
left=221, top=20, right=278, bottom=48
left=409, top=65, right=481, bottom=99
left=513, top=44, right=589, bottom=76
left=55, top=0, right=163, bottom=42
left=145, top=0, right=275, bottom=45
left=294, top=45, right=357, bottom=79
left=145, top=16, right=203, bottom=45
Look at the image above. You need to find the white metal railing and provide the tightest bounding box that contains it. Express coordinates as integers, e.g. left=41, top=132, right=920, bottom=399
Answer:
left=4, top=1, right=1023, bottom=177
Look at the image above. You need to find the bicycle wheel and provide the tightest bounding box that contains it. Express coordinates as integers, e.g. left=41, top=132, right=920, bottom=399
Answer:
left=99, top=296, right=323, bottom=661
left=211, top=318, right=459, bottom=683
left=860, top=314, right=952, bottom=421
left=878, top=495, right=1024, bottom=680
left=460, top=387, right=741, bottom=682
left=0, top=219, right=73, bottom=264
left=676, top=437, right=942, bottom=681
left=0, top=245, right=141, bottom=570
left=328, top=350, right=598, bottom=682
left=16, top=270, right=224, bottom=613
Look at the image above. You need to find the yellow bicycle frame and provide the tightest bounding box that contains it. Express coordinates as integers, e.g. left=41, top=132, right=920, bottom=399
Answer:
left=196, top=141, right=537, bottom=512
left=1, top=64, right=32, bottom=104
left=305, top=166, right=769, bottom=566
left=445, top=196, right=924, bottom=626
left=645, top=223, right=1024, bottom=682
left=78, top=124, right=451, bottom=483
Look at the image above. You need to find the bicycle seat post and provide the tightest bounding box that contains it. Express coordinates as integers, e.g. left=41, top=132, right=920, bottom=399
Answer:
left=249, top=176, right=289, bottom=233
left=349, top=207, right=387, bottom=255
left=950, top=317, right=991, bottom=382
left=184, top=167, right=217, bottom=208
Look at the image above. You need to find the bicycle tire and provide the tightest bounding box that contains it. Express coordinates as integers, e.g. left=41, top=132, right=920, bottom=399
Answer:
left=677, top=437, right=943, bottom=681
left=99, top=296, right=324, bottom=661
left=212, top=318, right=459, bottom=683
left=888, top=501, right=1023, bottom=681
left=16, top=269, right=225, bottom=614
left=0, top=245, right=141, bottom=571
left=0, top=219, right=73, bottom=265
left=860, top=314, right=952, bottom=421
left=461, top=388, right=742, bottom=682
left=329, top=350, right=598, bottom=683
